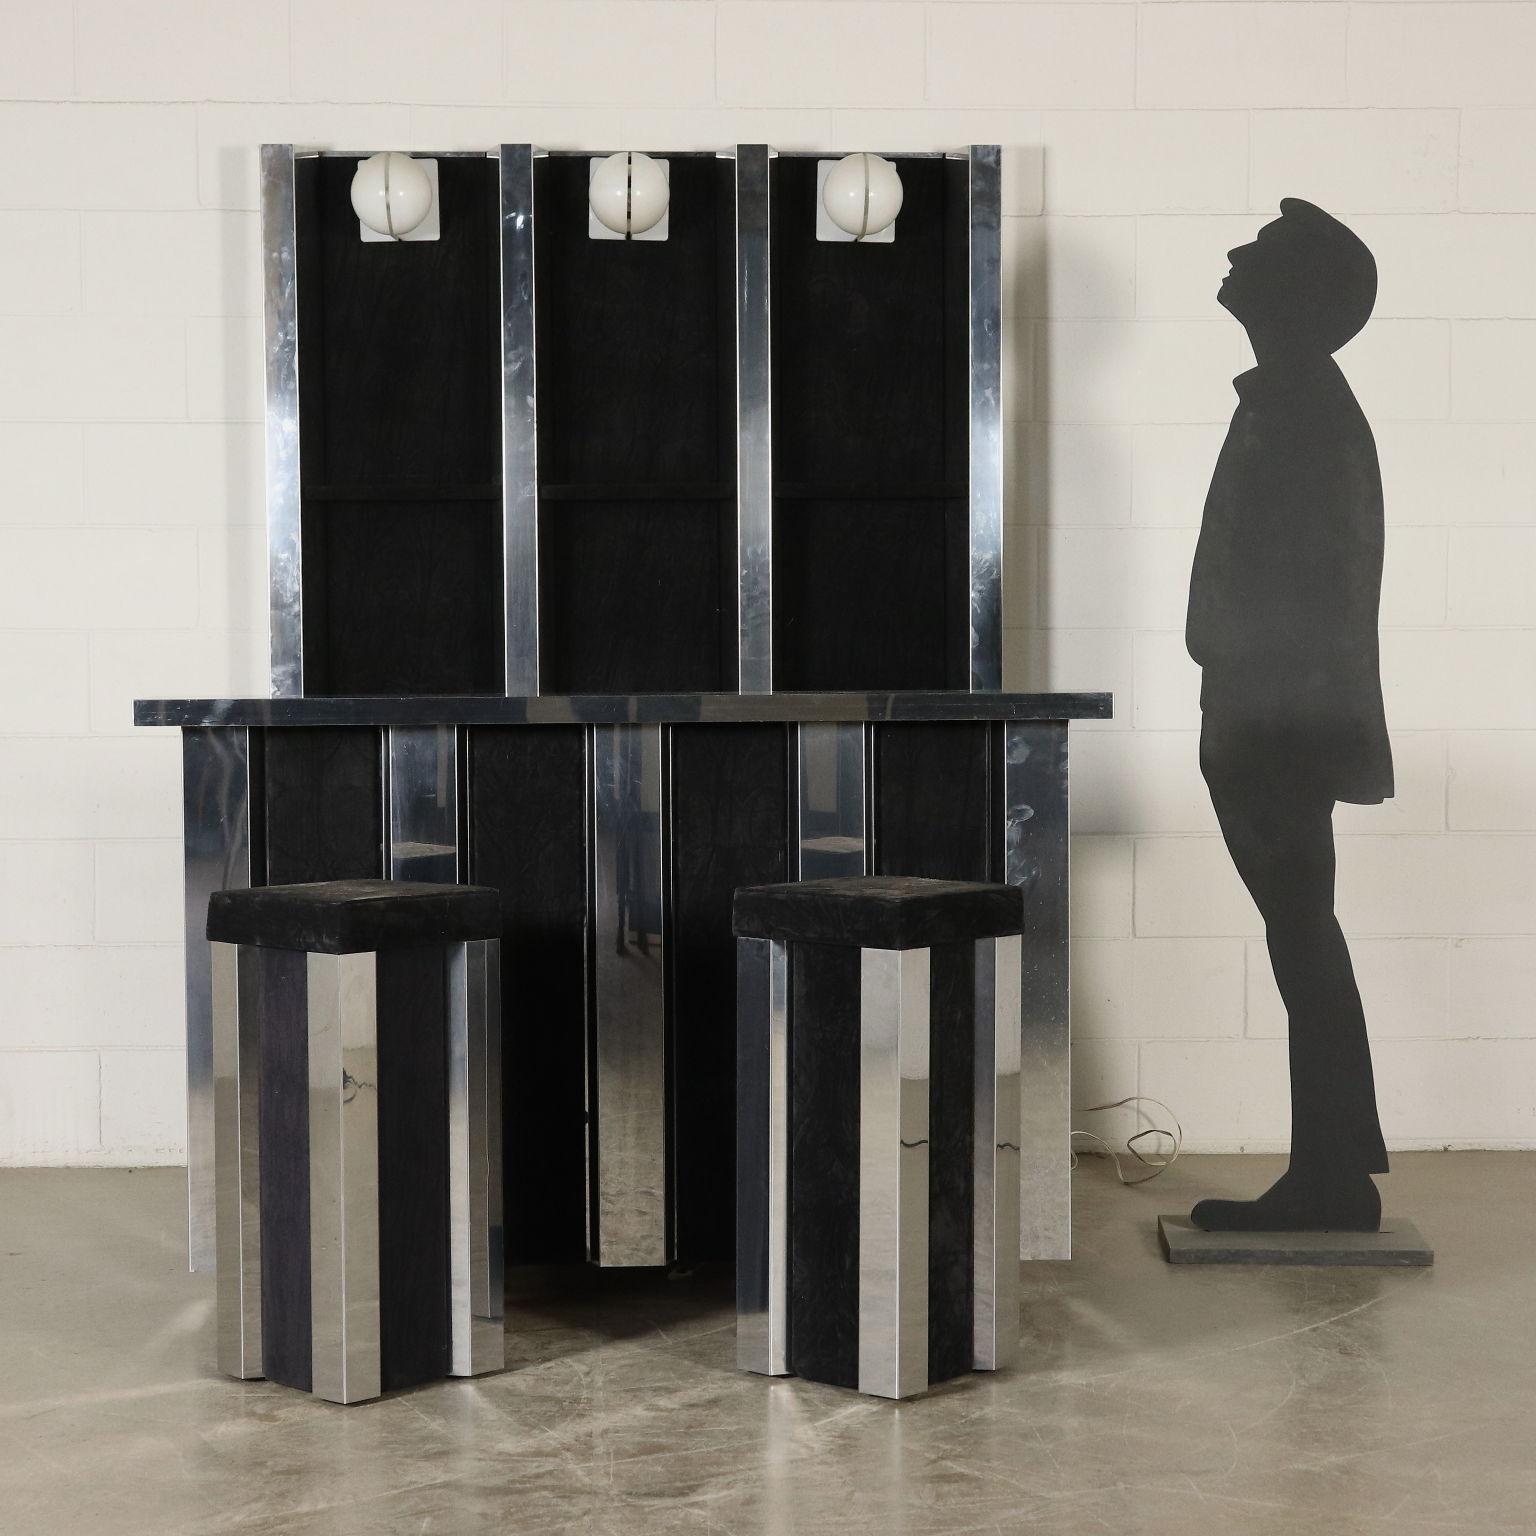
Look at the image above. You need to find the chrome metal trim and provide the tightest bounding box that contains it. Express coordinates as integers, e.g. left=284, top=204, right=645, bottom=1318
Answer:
left=735, top=144, right=773, bottom=694
left=386, top=726, right=460, bottom=882
left=501, top=144, right=540, bottom=695
left=183, top=727, right=255, bottom=1273
left=590, top=723, right=668, bottom=1266
left=858, top=946, right=930, bottom=1401
left=973, top=933, right=1021, bottom=1370
left=736, top=937, right=789, bottom=1375
left=213, top=942, right=262, bottom=1379
left=793, top=722, right=866, bottom=880
left=138, top=692, right=1113, bottom=731
left=261, top=144, right=303, bottom=699
left=447, top=939, right=505, bottom=1376
left=1003, top=722, right=1071, bottom=1262
left=307, top=951, right=382, bottom=1405
left=967, top=145, right=1003, bottom=694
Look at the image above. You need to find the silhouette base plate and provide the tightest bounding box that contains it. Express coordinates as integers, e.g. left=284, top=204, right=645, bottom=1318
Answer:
left=1158, top=1215, right=1434, bottom=1267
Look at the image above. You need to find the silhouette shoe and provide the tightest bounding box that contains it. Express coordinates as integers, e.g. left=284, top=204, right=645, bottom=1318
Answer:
left=1190, top=1168, right=1381, bottom=1232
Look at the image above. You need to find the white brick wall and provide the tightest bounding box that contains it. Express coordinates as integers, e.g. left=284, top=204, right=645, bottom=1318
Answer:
left=1, top=0, right=1532, bottom=1164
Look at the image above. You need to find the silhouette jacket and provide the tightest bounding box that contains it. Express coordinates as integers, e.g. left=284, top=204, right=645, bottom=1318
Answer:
left=1187, top=359, right=1394, bottom=804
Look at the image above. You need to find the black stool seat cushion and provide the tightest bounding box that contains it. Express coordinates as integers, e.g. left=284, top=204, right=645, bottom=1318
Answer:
left=733, top=875, right=1023, bottom=951
left=208, top=879, right=501, bottom=954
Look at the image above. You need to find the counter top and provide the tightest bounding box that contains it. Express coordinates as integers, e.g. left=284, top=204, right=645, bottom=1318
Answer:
left=135, top=691, right=1113, bottom=729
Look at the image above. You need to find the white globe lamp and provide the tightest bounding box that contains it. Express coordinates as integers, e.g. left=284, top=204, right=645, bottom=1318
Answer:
left=350, top=152, right=434, bottom=241
left=822, top=152, right=904, bottom=240
left=589, top=151, right=670, bottom=238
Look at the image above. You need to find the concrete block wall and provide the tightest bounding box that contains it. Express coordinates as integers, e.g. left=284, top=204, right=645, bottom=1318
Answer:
left=1, top=1, right=1531, bottom=1163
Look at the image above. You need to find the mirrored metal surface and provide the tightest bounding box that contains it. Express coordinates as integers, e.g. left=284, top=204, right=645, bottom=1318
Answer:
left=591, top=724, right=668, bottom=1266
left=501, top=144, right=540, bottom=694
left=261, top=144, right=303, bottom=699
left=794, top=722, right=867, bottom=880
left=212, top=942, right=262, bottom=1379
left=1003, top=722, right=1071, bottom=1262
left=138, top=691, right=1112, bottom=730
left=183, top=727, right=255, bottom=1273
left=967, top=145, right=1003, bottom=694
left=447, top=939, right=505, bottom=1376
left=736, top=937, right=789, bottom=1375
left=386, top=726, right=461, bottom=883
left=973, top=933, right=1021, bottom=1369
left=307, top=952, right=382, bottom=1405
left=736, top=144, right=773, bottom=694
left=858, top=946, right=930, bottom=1401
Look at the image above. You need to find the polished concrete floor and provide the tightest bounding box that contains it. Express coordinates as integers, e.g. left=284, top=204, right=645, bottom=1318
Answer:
left=2, top=1153, right=1532, bottom=1535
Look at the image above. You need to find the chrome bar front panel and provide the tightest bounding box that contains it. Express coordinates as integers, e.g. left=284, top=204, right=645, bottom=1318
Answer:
left=212, top=942, right=263, bottom=1379
left=500, top=144, right=540, bottom=695
left=183, top=727, right=256, bottom=1273
left=794, top=722, right=867, bottom=881
left=736, top=937, right=790, bottom=1375
left=386, top=725, right=461, bottom=883
left=1003, top=722, right=1072, bottom=1261
left=261, top=143, right=304, bottom=699
left=307, top=951, right=382, bottom=1404
left=857, top=946, right=930, bottom=1401
left=735, top=144, right=773, bottom=694
left=967, top=145, right=1004, bottom=694
left=447, top=939, right=505, bottom=1376
left=972, top=933, right=1022, bottom=1368
left=590, top=723, right=668, bottom=1266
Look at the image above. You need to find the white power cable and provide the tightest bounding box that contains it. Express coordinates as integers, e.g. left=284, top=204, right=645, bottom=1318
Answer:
left=1071, top=1095, right=1184, bottom=1186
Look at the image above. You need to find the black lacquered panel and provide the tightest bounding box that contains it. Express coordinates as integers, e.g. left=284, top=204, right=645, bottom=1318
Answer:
left=928, top=939, right=975, bottom=1384
left=668, top=724, right=789, bottom=1262
left=874, top=723, right=993, bottom=881
left=467, top=726, right=589, bottom=1263
left=251, top=946, right=311, bottom=1393
left=376, top=946, right=451, bottom=1392
left=770, top=155, right=969, bottom=691
left=262, top=728, right=382, bottom=886
left=535, top=153, right=736, bottom=693
left=294, top=155, right=502, bottom=695
left=787, top=941, right=861, bottom=1389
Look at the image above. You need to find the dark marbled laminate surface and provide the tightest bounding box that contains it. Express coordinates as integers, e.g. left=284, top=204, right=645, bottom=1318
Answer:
left=734, top=875, right=1023, bottom=951
left=927, top=939, right=975, bottom=1385
left=207, top=879, right=500, bottom=954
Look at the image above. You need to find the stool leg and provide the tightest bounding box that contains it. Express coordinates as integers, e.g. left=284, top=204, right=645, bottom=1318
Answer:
left=736, top=937, right=790, bottom=1376
left=858, top=946, right=930, bottom=1401
left=307, top=952, right=381, bottom=1405
left=213, top=941, right=262, bottom=1379
left=973, top=934, right=1022, bottom=1371
left=447, top=939, right=505, bottom=1377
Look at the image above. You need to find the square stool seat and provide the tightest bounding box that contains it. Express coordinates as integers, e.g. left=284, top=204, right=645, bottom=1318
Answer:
left=734, top=875, right=1025, bottom=1400
left=208, top=879, right=504, bottom=1404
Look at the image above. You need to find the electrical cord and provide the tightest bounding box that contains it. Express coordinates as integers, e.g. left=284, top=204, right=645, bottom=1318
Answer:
left=1071, top=1095, right=1184, bottom=1186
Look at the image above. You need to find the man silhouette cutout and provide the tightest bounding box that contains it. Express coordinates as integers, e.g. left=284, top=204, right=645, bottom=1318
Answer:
left=1186, top=199, right=1392, bottom=1232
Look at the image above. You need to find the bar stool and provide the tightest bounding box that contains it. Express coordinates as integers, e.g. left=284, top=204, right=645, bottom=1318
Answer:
left=207, top=879, right=504, bottom=1404
left=733, top=875, right=1024, bottom=1400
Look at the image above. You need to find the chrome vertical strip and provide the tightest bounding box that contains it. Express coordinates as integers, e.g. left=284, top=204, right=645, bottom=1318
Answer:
left=793, top=722, right=866, bottom=880
left=447, top=939, right=505, bottom=1376
left=501, top=144, right=540, bottom=694
left=262, top=144, right=303, bottom=699
left=858, top=946, right=930, bottom=1401
left=590, top=723, right=667, bottom=1266
left=967, top=144, right=1003, bottom=693
left=213, top=942, right=262, bottom=1379
left=386, top=725, right=461, bottom=882
left=973, top=933, right=1021, bottom=1370
left=736, top=144, right=773, bottom=694
left=736, top=937, right=789, bottom=1375
left=1003, top=722, right=1071, bottom=1261
left=183, top=727, right=255, bottom=1273
left=307, top=951, right=382, bottom=1405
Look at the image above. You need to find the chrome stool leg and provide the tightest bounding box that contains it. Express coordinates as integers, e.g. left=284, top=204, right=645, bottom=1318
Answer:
left=213, top=941, right=262, bottom=1380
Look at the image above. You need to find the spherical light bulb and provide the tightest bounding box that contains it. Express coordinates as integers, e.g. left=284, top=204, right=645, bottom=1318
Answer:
left=350, top=152, right=433, bottom=240
left=823, top=152, right=904, bottom=240
left=589, top=151, right=670, bottom=237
